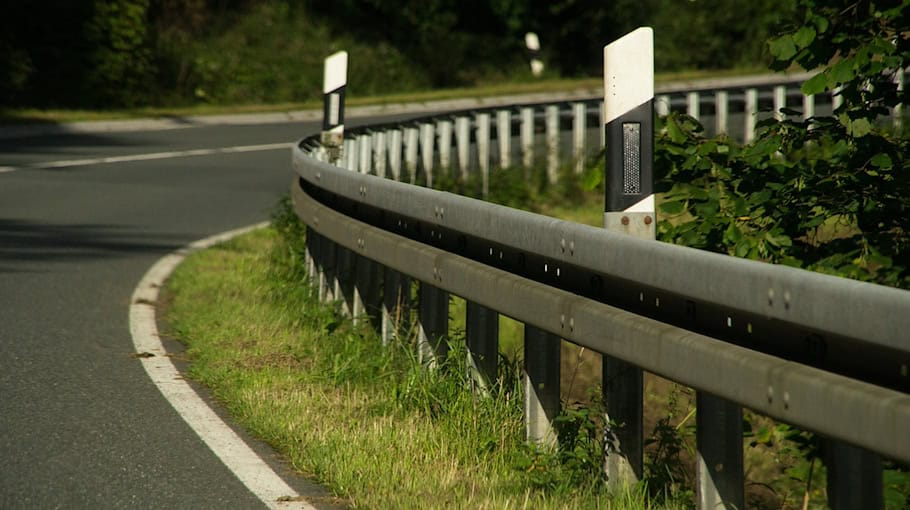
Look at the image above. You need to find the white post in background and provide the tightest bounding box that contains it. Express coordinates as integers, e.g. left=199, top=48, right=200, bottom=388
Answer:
left=373, top=131, right=387, bottom=178
left=572, top=102, right=587, bottom=174
left=321, top=51, right=348, bottom=165
left=656, top=94, right=671, bottom=116
left=599, top=101, right=607, bottom=148
left=545, top=104, right=559, bottom=183
left=520, top=107, right=535, bottom=168
left=803, top=92, right=815, bottom=121
left=832, top=86, right=844, bottom=111
left=438, top=120, right=453, bottom=172
left=388, top=129, right=403, bottom=181
left=525, top=32, right=544, bottom=77
left=456, top=116, right=471, bottom=181
left=744, top=88, right=758, bottom=143
left=715, top=91, right=729, bottom=135
left=686, top=91, right=700, bottom=121
left=476, top=113, right=491, bottom=198
left=773, top=85, right=787, bottom=121
left=344, top=138, right=358, bottom=172
left=497, top=110, right=512, bottom=169
left=894, top=68, right=904, bottom=133
left=359, top=134, right=372, bottom=174
left=420, top=123, right=435, bottom=187
left=404, top=127, right=419, bottom=184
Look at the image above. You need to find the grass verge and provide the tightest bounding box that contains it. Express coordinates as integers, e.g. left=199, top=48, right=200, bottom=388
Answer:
left=162, top=204, right=686, bottom=509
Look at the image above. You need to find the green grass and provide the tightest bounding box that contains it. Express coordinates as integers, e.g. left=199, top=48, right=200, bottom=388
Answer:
left=163, top=215, right=689, bottom=509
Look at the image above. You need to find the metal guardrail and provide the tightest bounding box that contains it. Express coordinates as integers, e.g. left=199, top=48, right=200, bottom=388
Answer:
left=292, top=73, right=909, bottom=508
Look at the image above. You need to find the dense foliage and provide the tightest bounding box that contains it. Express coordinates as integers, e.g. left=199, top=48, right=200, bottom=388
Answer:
left=656, top=0, right=910, bottom=288
left=1, top=0, right=793, bottom=108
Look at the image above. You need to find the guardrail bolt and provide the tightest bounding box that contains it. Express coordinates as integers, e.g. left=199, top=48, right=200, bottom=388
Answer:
left=644, top=215, right=653, bottom=225
left=621, top=216, right=630, bottom=226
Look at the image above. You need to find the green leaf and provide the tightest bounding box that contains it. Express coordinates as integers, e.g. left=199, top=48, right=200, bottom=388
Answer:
left=660, top=201, right=686, bottom=215
left=847, top=118, right=872, bottom=138
left=665, top=117, right=687, bottom=144
left=793, top=26, right=816, bottom=49
left=768, top=35, right=797, bottom=61
left=870, top=153, right=892, bottom=169
left=828, top=57, right=855, bottom=86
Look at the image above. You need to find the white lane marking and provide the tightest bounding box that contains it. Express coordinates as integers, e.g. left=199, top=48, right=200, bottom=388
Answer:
left=130, top=222, right=315, bottom=510
left=3, top=143, right=293, bottom=173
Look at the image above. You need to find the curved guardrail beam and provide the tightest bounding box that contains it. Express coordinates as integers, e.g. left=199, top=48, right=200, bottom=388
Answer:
left=291, top=70, right=909, bottom=509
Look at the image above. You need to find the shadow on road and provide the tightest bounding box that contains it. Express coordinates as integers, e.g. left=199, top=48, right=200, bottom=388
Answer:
left=0, top=219, right=189, bottom=272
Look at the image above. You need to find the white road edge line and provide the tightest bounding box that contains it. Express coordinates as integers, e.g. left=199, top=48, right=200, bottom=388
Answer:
left=129, top=222, right=315, bottom=510
left=20, top=142, right=295, bottom=171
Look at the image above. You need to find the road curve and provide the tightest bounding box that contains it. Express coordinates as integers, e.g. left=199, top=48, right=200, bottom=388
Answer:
left=0, top=120, right=349, bottom=508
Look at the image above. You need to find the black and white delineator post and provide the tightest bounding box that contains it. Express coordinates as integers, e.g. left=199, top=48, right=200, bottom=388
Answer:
left=601, top=27, right=652, bottom=488
left=603, top=27, right=655, bottom=237
left=524, top=32, right=544, bottom=77
left=321, top=51, right=348, bottom=164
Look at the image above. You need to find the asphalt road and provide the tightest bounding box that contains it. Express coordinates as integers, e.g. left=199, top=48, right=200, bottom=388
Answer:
left=0, top=119, right=350, bottom=508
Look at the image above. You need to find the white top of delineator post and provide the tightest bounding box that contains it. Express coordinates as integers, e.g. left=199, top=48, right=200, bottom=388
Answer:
left=323, top=51, right=348, bottom=94
left=603, top=27, right=653, bottom=124
left=525, top=32, right=540, bottom=51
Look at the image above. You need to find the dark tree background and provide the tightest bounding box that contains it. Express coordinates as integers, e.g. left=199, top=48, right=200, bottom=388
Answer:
left=0, top=0, right=796, bottom=109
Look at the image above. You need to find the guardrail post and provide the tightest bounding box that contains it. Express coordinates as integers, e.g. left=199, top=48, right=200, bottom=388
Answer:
left=520, top=107, right=534, bottom=169
left=420, top=123, right=435, bottom=187
left=456, top=116, right=471, bottom=181
left=832, top=86, right=844, bottom=111
left=601, top=27, right=654, bottom=486
left=353, top=254, right=382, bottom=328
left=437, top=120, right=453, bottom=173
left=572, top=102, right=586, bottom=174
left=347, top=138, right=360, bottom=172
left=335, top=246, right=356, bottom=316
left=320, top=51, right=347, bottom=165
left=773, top=85, right=787, bottom=121
left=373, top=131, right=387, bottom=178
left=304, top=228, right=318, bottom=284
left=389, top=129, right=403, bottom=181
left=466, top=302, right=498, bottom=392
left=825, top=440, right=883, bottom=510
left=524, top=326, right=560, bottom=447
left=359, top=134, right=372, bottom=175
left=545, top=104, right=559, bottom=184
left=744, top=88, right=758, bottom=143
left=381, top=267, right=411, bottom=346
left=803, top=93, right=815, bottom=121
left=656, top=94, right=670, bottom=116
left=894, top=68, right=904, bottom=133
left=496, top=110, right=512, bottom=169
left=417, top=281, right=449, bottom=366
left=405, top=127, right=419, bottom=184
left=319, top=234, right=337, bottom=303
left=476, top=113, right=491, bottom=198
left=687, top=91, right=700, bottom=121
left=715, top=91, right=728, bottom=135
left=696, top=392, right=744, bottom=510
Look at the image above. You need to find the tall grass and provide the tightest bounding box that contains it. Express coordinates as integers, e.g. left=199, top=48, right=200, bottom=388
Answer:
left=163, top=196, right=690, bottom=508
